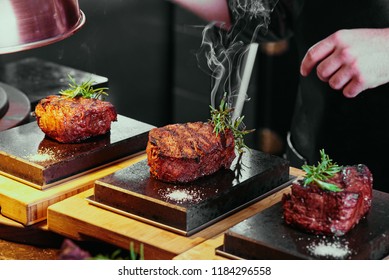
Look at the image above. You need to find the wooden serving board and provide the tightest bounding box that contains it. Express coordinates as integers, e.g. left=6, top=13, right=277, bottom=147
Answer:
left=0, top=115, right=154, bottom=189
left=0, top=154, right=146, bottom=226
left=47, top=168, right=302, bottom=260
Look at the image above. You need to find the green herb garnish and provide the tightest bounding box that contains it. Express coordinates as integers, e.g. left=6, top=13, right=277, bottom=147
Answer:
left=60, top=74, right=108, bottom=99
left=301, top=149, right=343, bottom=192
left=209, top=93, right=254, bottom=154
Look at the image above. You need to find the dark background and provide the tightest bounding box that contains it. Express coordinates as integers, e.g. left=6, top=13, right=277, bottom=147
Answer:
left=0, top=0, right=298, bottom=154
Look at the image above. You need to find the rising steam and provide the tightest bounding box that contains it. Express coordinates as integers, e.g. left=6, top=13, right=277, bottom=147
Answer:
left=196, top=0, right=279, bottom=113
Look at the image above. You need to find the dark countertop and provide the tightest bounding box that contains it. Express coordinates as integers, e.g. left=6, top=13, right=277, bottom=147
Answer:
left=0, top=215, right=133, bottom=260
left=0, top=215, right=63, bottom=260
left=0, top=239, right=59, bottom=260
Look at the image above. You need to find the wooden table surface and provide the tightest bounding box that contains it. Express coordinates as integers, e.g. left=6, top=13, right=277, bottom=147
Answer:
left=0, top=214, right=62, bottom=260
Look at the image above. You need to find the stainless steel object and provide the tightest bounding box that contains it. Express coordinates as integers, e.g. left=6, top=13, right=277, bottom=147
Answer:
left=0, top=0, right=85, bottom=54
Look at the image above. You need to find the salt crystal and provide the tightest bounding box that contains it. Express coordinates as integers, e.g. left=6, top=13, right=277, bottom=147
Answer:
left=307, top=240, right=351, bottom=259
left=160, top=188, right=203, bottom=204
left=167, top=190, right=194, bottom=202
left=26, top=152, right=55, bottom=162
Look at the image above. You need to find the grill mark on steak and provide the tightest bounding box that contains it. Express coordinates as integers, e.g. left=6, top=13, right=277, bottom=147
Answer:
left=184, top=123, right=213, bottom=154
left=175, top=124, right=197, bottom=159
left=157, top=122, right=217, bottom=159
left=146, top=122, right=236, bottom=183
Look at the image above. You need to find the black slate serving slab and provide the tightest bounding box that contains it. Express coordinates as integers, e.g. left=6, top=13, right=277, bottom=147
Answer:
left=0, top=115, right=154, bottom=189
left=217, top=190, right=389, bottom=260
left=88, top=149, right=291, bottom=236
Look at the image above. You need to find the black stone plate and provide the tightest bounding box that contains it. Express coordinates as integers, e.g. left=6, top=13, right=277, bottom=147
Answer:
left=87, top=149, right=291, bottom=236
left=0, top=115, right=154, bottom=189
left=216, top=190, right=389, bottom=259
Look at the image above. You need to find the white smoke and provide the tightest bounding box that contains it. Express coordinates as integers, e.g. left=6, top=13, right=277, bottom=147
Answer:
left=197, top=22, right=244, bottom=108
left=196, top=0, right=279, bottom=112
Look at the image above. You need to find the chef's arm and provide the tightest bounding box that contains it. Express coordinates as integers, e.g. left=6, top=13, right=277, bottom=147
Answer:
left=170, top=0, right=231, bottom=28
left=169, top=0, right=301, bottom=43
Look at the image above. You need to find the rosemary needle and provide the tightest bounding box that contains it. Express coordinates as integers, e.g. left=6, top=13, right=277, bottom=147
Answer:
left=209, top=93, right=254, bottom=155
left=60, top=74, right=108, bottom=99
left=302, top=149, right=343, bottom=192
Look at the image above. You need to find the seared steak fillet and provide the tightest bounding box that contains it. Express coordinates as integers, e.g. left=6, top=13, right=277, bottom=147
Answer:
left=282, top=164, right=373, bottom=236
left=35, top=95, right=117, bottom=143
left=146, top=122, right=235, bottom=183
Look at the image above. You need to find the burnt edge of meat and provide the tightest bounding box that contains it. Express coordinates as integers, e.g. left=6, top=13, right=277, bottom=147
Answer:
left=35, top=95, right=117, bottom=143
left=282, top=164, right=373, bottom=236
left=146, top=122, right=236, bottom=183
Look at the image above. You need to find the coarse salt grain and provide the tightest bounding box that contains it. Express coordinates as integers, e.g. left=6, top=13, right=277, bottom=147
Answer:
left=27, top=153, right=53, bottom=162
left=167, top=190, right=194, bottom=202
left=26, top=149, right=57, bottom=162
left=161, top=188, right=202, bottom=204
left=307, top=240, right=351, bottom=259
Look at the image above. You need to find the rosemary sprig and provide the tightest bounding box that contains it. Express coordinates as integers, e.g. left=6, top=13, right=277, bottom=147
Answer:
left=60, top=74, right=108, bottom=99
left=301, top=149, right=343, bottom=192
left=209, top=93, right=254, bottom=154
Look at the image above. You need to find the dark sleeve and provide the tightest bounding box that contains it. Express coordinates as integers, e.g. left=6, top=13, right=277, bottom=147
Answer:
left=227, top=0, right=304, bottom=43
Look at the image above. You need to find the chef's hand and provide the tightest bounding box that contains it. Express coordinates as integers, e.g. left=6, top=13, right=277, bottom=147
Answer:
left=300, top=28, right=389, bottom=98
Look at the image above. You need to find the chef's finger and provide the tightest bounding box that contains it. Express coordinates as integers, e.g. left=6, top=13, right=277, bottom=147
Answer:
left=316, top=57, right=343, bottom=82
left=328, top=66, right=353, bottom=90
left=342, top=78, right=365, bottom=98
left=300, top=38, right=336, bottom=77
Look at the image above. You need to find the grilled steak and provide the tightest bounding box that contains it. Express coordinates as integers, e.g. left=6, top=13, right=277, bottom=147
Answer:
left=35, top=95, right=117, bottom=143
left=146, top=122, right=235, bottom=183
left=282, top=164, right=373, bottom=236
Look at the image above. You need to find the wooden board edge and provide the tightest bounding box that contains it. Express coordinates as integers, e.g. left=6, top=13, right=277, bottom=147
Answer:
left=0, top=194, right=30, bottom=225
left=47, top=193, right=177, bottom=260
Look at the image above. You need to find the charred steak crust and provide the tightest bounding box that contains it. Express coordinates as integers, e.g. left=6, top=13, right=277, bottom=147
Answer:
left=35, top=95, right=117, bottom=143
left=146, top=122, right=236, bottom=183
left=282, top=164, right=373, bottom=236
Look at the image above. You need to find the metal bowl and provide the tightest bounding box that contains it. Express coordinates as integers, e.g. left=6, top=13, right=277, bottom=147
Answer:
left=0, top=0, right=85, bottom=54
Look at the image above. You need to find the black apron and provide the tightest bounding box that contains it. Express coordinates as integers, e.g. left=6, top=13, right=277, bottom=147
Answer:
left=229, top=0, right=389, bottom=191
